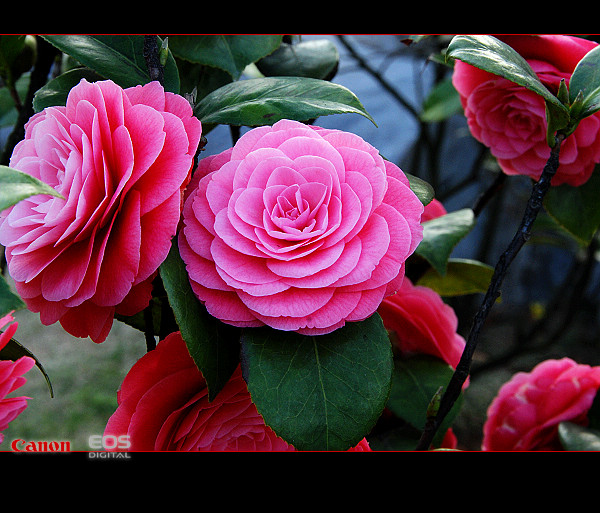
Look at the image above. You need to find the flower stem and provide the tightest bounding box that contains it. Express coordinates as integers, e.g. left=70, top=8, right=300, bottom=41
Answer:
left=415, top=133, right=565, bottom=451
left=143, top=35, right=164, bottom=86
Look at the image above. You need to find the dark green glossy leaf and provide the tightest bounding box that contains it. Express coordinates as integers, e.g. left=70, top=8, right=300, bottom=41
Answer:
left=544, top=166, right=600, bottom=245
left=415, top=208, right=476, bottom=275
left=159, top=240, right=240, bottom=400
left=416, top=258, right=494, bottom=296
left=33, top=67, right=104, bottom=112
left=569, top=45, right=600, bottom=119
left=41, top=35, right=180, bottom=93
left=169, top=35, right=282, bottom=80
left=195, top=76, right=376, bottom=126
left=256, top=39, right=339, bottom=80
left=387, top=356, right=463, bottom=448
left=0, top=165, right=63, bottom=212
left=240, top=313, right=392, bottom=451
left=405, top=172, right=434, bottom=206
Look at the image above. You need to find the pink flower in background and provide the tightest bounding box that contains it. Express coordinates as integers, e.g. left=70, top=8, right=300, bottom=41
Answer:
left=482, top=358, right=600, bottom=451
left=453, top=34, right=600, bottom=187
left=104, top=331, right=371, bottom=451
left=0, top=312, right=35, bottom=445
left=377, top=277, right=465, bottom=370
left=0, top=79, right=201, bottom=343
left=421, top=198, right=447, bottom=222
left=179, top=119, right=423, bottom=335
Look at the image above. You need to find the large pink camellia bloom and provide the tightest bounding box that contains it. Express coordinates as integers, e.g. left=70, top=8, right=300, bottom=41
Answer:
left=104, top=331, right=371, bottom=451
left=482, top=358, right=600, bottom=451
left=179, top=119, right=424, bottom=335
left=0, top=79, right=201, bottom=343
left=453, top=35, right=600, bottom=187
left=0, top=312, right=35, bottom=445
left=377, top=277, right=466, bottom=371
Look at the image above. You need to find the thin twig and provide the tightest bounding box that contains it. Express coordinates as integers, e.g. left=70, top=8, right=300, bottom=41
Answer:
left=143, top=35, right=164, bottom=86
left=415, top=133, right=565, bottom=450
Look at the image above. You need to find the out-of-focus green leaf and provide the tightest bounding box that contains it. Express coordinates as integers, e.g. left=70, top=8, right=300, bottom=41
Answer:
left=558, top=422, right=600, bottom=451
left=420, top=78, right=463, bottom=122
left=0, top=274, right=25, bottom=317
left=544, top=166, right=600, bottom=246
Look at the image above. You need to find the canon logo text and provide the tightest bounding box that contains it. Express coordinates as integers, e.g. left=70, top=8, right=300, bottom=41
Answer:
left=11, top=439, right=71, bottom=452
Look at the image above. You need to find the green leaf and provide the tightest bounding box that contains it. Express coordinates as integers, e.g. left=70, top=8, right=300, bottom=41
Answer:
left=0, top=331, right=53, bottom=398
left=405, top=172, right=434, bottom=206
left=33, top=67, right=104, bottom=112
left=543, top=166, right=600, bottom=245
left=0, top=274, right=25, bottom=317
left=446, top=35, right=569, bottom=131
left=415, top=208, right=476, bottom=275
left=558, top=422, right=600, bottom=451
left=416, top=258, right=494, bottom=296
left=387, top=355, right=463, bottom=448
left=159, top=239, right=240, bottom=401
left=41, top=35, right=180, bottom=93
left=569, top=45, right=600, bottom=119
left=195, top=76, right=376, bottom=127
left=0, top=165, right=64, bottom=212
left=168, top=35, right=283, bottom=80
left=420, top=78, right=463, bottom=122
left=240, top=313, right=393, bottom=451
left=256, top=39, right=339, bottom=80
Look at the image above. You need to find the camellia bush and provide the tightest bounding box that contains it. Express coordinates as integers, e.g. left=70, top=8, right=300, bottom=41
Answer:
left=2, top=34, right=600, bottom=452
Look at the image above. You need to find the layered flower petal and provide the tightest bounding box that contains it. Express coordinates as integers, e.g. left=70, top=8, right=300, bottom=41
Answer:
left=482, top=358, right=600, bottom=451
left=0, top=79, right=202, bottom=343
left=0, top=312, right=35, bottom=445
left=180, top=119, right=424, bottom=335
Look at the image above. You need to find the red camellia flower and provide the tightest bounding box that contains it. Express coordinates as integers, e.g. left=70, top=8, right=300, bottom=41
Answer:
left=179, top=119, right=423, bottom=335
left=377, top=277, right=466, bottom=371
left=482, top=358, right=600, bottom=451
left=0, top=312, right=35, bottom=445
left=452, top=34, right=600, bottom=187
left=0, top=79, right=201, bottom=343
left=104, top=331, right=371, bottom=451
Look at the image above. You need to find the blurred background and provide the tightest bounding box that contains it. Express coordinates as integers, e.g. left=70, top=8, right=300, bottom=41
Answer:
left=2, top=34, right=600, bottom=451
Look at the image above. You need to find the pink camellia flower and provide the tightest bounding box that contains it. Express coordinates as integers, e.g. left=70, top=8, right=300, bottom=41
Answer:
left=0, top=312, right=35, bottom=445
left=482, top=358, right=600, bottom=451
left=421, top=198, right=447, bottom=222
left=452, top=34, right=600, bottom=187
left=104, top=331, right=371, bottom=451
left=0, top=79, right=201, bottom=343
left=179, top=119, right=424, bottom=335
left=377, top=277, right=466, bottom=370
